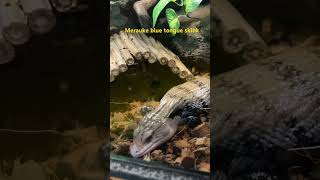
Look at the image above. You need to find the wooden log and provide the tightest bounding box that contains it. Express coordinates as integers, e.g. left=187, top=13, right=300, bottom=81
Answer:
left=0, top=34, right=15, bottom=64
left=213, top=47, right=320, bottom=151
left=119, top=31, right=143, bottom=60
left=168, top=59, right=176, bottom=68
left=170, top=63, right=193, bottom=80
left=186, top=75, right=194, bottom=81
left=110, top=50, right=120, bottom=77
left=138, top=33, right=164, bottom=64
left=149, top=39, right=168, bottom=65
left=110, top=38, right=128, bottom=73
left=0, top=0, right=30, bottom=45
left=156, top=41, right=179, bottom=68
left=20, top=0, right=56, bottom=34
left=127, top=33, right=151, bottom=60
left=171, top=66, right=180, bottom=74
left=133, top=0, right=157, bottom=28
left=113, top=34, right=135, bottom=66
left=110, top=73, right=115, bottom=82
left=132, top=33, right=152, bottom=60
left=213, top=0, right=267, bottom=54
left=147, top=52, right=157, bottom=63
left=242, top=41, right=269, bottom=62
left=157, top=41, right=194, bottom=80
left=50, top=0, right=78, bottom=12
left=158, top=43, right=178, bottom=68
left=175, top=58, right=193, bottom=79
left=136, top=33, right=156, bottom=63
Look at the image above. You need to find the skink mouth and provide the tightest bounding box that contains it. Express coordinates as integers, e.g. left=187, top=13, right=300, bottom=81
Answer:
left=130, top=119, right=178, bottom=158
left=130, top=138, right=170, bottom=158
left=130, top=136, right=177, bottom=158
left=130, top=142, right=158, bottom=158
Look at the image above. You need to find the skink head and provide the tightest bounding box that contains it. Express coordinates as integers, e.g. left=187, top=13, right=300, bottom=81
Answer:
left=130, top=116, right=178, bottom=158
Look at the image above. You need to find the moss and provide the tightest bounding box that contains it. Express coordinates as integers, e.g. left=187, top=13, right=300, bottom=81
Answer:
left=110, top=101, right=159, bottom=140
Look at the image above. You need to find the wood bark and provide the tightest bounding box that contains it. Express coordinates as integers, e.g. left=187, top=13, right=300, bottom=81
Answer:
left=139, top=33, right=165, bottom=64
left=242, top=41, right=269, bottom=62
left=127, top=33, right=151, bottom=60
left=147, top=52, right=157, bottom=63
left=213, top=46, right=320, bottom=148
left=50, top=0, right=78, bottom=12
left=158, top=42, right=178, bottom=68
left=148, top=38, right=167, bottom=65
left=157, top=41, right=193, bottom=80
left=171, top=66, right=180, bottom=74
left=113, top=34, right=135, bottom=66
left=132, top=33, right=152, bottom=60
left=110, top=41, right=120, bottom=78
left=119, top=31, right=143, bottom=60
left=20, top=0, right=56, bottom=34
left=168, top=59, right=176, bottom=68
left=133, top=0, right=157, bottom=28
left=110, top=49, right=120, bottom=77
left=109, top=31, right=194, bottom=81
left=177, top=60, right=193, bottom=79
left=0, top=34, right=15, bottom=64
left=213, top=0, right=267, bottom=56
left=110, top=38, right=128, bottom=73
left=110, top=73, right=115, bottom=82
left=0, top=0, right=30, bottom=45
left=186, top=75, right=194, bottom=81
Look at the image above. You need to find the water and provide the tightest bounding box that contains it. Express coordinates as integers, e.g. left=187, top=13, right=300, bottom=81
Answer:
left=110, top=62, right=184, bottom=112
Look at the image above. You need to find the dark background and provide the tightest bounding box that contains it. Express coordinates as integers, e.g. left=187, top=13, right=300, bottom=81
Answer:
left=0, top=1, right=107, bottom=131
left=213, top=0, right=320, bottom=75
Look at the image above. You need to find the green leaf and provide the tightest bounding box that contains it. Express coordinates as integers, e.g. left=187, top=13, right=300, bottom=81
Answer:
left=184, top=0, right=202, bottom=13
left=166, top=8, right=180, bottom=35
left=152, top=0, right=174, bottom=27
left=173, top=0, right=184, bottom=6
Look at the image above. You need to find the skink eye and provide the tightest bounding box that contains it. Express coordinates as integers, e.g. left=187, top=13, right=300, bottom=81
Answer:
left=145, top=135, right=152, bottom=143
left=143, top=131, right=152, bottom=143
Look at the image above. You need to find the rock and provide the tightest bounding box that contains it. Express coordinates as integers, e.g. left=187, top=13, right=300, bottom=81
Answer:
left=170, top=17, right=211, bottom=64
left=110, top=0, right=137, bottom=34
